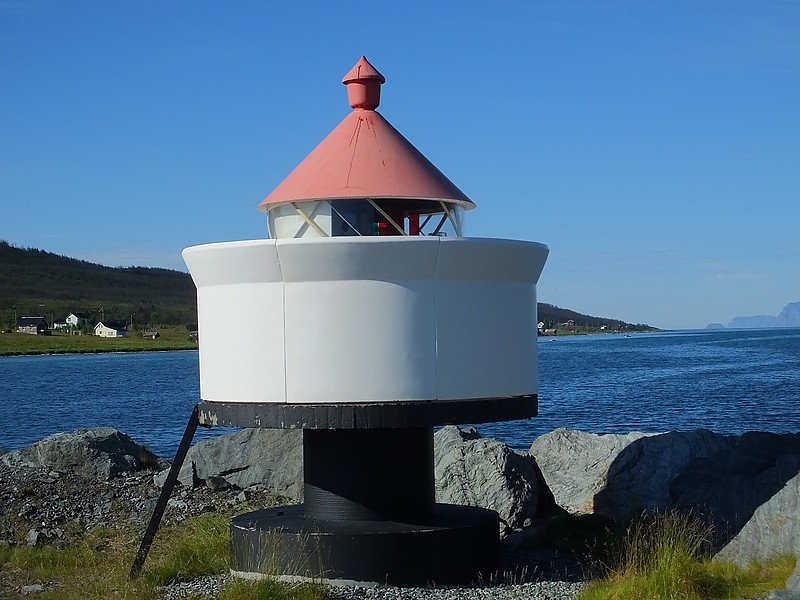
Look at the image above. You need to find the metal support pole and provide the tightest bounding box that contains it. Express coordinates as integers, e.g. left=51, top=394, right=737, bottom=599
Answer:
left=129, top=403, right=203, bottom=579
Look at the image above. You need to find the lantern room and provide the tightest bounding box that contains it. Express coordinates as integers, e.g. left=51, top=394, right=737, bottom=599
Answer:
left=259, top=56, right=472, bottom=239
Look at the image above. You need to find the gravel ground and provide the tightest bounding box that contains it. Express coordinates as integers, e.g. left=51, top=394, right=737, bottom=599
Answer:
left=157, top=575, right=586, bottom=600
left=155, top=573, right=587, bottom=600
left=0, top=463, right=594, bottom=600
left=0, top=463, right=281, bottom=548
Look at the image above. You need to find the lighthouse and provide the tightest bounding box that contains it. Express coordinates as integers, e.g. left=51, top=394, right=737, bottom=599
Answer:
left=180, top=56, right=549, bottom=586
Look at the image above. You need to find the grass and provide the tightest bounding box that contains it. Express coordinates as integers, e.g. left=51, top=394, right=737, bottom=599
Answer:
left=2, top=509, right=794, bottom=600
left=576, top=511, right=795, bottom=600
left=142, top=514, right=230, bottom=585
left=0, top=327, right=197, bottom=356
left=0, top=515, right=328, bottom=600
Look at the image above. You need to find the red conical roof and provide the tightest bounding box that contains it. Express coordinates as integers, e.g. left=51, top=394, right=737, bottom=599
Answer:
left=258, top=56, right=474, bottom=211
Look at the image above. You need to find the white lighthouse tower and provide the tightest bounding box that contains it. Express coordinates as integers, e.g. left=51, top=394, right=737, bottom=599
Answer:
left=179, top=56, right=548, bottom=586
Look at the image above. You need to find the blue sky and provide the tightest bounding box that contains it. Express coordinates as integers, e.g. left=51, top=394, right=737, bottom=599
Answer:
left=2, top=1, right=798, bottom=330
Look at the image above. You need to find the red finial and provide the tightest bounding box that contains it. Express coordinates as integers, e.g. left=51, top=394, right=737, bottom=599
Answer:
left=342, top=56, right=385, bottom=110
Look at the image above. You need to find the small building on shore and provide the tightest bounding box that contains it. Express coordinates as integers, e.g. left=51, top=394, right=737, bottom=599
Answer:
left=66, top=312, right=90, bottom=328
left=94, top=320, right=129, bottom=338
left=16, top=316, right=50, bottom=335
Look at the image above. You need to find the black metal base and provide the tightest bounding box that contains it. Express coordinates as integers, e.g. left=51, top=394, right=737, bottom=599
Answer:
left=198, top=395, right=537, bottom=429
left=230, top=427, right=501, bottom=586
left=230, top=503, right=500, bottom=586
left=303, top=428, right=434, bottom=522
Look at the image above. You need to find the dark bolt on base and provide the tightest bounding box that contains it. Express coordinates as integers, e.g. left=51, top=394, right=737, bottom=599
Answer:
left=230, top=503, right=500, bottom=587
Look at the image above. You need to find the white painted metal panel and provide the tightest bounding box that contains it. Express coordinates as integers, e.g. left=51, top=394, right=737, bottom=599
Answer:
left=183, top=237, right=549, bottom=405
left=279, top=238, right=438, bottom=403
left=435, top=239, right=547, bottom=400
left=182, top=241, right=286, bottom=403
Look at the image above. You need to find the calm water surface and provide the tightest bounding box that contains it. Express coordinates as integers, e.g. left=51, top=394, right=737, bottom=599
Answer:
left=485, top=327, right=800, bottom=448
left=1, top=328, right=798, bottom=458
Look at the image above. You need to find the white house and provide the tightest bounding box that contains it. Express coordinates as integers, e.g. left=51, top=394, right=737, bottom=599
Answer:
left=94, top=320, right=128, bottom=338
left=66, top=312, right=90, bottom=328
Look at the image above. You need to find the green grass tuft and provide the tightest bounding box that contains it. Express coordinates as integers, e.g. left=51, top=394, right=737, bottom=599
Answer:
left=577, top=511, right=795, bottom=600
left=0, top=514, right=330, bottom=600
left=142, top=514, right=231, bottom=585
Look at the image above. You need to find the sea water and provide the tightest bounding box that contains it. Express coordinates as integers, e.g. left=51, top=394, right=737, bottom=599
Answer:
left=1, top=328, right=798, bottom=458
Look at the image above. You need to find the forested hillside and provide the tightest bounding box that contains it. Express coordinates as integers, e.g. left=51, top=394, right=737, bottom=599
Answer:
left=0, top=241, right=196, bottom=328
left=536, top=303, right=652, bottom=331
left=1, top=241, right=655, bottom=332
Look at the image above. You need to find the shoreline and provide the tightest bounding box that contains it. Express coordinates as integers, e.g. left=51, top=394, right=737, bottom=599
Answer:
left=0, top=327, right=198, bottom=357
left=0, top=345, right=197, bottom=358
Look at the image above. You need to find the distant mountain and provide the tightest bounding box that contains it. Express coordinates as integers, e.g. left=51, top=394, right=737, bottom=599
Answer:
left=725, top=302, right=800, bottom=329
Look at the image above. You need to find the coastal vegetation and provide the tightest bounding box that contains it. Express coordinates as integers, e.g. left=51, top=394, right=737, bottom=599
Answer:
left=576, top=511, right=794, bottom=600
left=0, top=326, right=197, bottom=357
left=0, top=509, right=790, bottom=599
left=1, top=514, right=326, bottom=600
left=536, top=303, right=657, bottom=334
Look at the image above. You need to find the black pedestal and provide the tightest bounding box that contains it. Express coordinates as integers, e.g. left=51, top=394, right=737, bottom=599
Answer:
left=230, top=503, right=499, bottom=586
left=229, top=427, right=501, bottom=586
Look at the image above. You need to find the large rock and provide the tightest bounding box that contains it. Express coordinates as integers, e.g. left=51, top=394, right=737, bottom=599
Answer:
left=714, top=463, right=800, bottom=570
left=531, top=428, right=800, bottom=550
left=529, top=428, right=734, bottom=519
left=788, top=567, right=800, bottom=598
left=670, top=432, right=800, bottom=544
left=529, top=428, right=653, bottom=516
left=155, top=428, right=303, bottom=499
left=434, top=426, right=538, bottom=531
left=0, top=428, right=162, bottom=480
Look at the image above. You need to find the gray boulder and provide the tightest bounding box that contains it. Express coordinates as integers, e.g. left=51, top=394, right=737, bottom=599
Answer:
left=531, top=428, right=800, bottom=550
left=155, top=428, right=303, bottom=499
left=434, top=426, right=538, bottom=531
left=714, top=467, right=800, bottom=587
left=788, top=567, right=800, bottom=598
left=670, top=432, right=800, bottom=545
left=529, top=428, right=654, bottom=516
left=529, top=428, right=734, bottom=520
left=0, top=428, right=161, bottom=480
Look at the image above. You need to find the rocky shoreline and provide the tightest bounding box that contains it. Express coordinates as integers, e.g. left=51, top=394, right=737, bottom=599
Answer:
left=2, top=426, right=800, bottom=599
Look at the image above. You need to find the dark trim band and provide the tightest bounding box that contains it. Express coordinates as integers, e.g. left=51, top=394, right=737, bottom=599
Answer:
left=197, top=395, right=537, bottom=429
